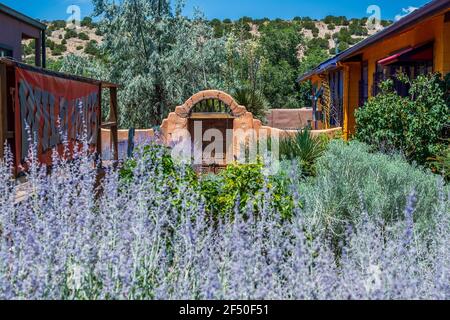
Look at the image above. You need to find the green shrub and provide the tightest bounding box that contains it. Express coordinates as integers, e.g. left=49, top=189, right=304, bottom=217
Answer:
left=64, top=29, right=77, bottom=39
left=52, top=20, right=67, bottom=29
left=84, top=40, right=100, bottom=56
left=76, top=45, right=83, bottom=51
left=78, top=32, right=90, bottom=41
left=46, top=59, right=63, bottom=72
left=299, top=140, right=444, bottom=241
left=199, top=162, right=295, bottom=219
left=355, top=73, right=449, bottom=165
left=81, top=17, right=94, bottom=28
left=46, top=39, right=56, bottom=50
left=23, top=43, right=34, bottom=55
left=429, top=144, right=450, bottom=181
left=119, top=144, right=196, bottom=186
left=51, top=44, right=67, bottom=56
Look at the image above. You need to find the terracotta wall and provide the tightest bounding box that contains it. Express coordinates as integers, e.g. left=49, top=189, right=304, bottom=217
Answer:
left=266, top=108, right=313, bottom=130
left=100, top=124, right=341, bottom=162
left=101, top=128, right=155, bottom=159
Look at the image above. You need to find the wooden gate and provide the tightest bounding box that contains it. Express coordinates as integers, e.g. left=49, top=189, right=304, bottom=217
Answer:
left=188, top=114, right=233, bottom=174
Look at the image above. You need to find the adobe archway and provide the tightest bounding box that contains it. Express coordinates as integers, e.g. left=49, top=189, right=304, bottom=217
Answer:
left=161, top=90, right=264, bottom=144
left=160, top=90, right=267, bottom=170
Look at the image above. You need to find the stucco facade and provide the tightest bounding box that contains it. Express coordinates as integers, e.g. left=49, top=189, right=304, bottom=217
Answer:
left=300, top=0, right=450, bottom=140
left=0, top=4, right=46, bottom=67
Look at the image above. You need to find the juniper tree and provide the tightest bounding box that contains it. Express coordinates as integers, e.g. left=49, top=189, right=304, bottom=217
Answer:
left=91, top=0, right=226, bottom=128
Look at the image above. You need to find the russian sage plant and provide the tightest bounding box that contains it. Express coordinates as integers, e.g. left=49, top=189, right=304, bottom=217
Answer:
left=0, top=141, right=448, bottom=300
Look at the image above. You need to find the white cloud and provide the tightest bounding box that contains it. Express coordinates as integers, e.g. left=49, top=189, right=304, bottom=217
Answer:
left=395, top=6, right=418, bottom=21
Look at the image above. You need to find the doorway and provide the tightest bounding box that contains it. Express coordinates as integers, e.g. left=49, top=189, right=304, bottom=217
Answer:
left=188, top=115, right=234, bottom=174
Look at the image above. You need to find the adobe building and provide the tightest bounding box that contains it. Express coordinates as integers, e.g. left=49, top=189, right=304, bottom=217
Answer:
left=297, top=0, right=450, bottom=140
left=0, top=3, right=46, bottom=67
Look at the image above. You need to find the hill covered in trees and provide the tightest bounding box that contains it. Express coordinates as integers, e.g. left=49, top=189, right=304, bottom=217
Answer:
left=31, top=1, right=392, bottom=128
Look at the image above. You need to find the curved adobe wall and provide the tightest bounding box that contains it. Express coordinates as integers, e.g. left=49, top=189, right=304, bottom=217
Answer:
left=161, top=90, right=258, bottom=146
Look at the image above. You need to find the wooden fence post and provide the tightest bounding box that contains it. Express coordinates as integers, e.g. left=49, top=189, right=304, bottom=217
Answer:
left=0, top=63, right=7, bottom=160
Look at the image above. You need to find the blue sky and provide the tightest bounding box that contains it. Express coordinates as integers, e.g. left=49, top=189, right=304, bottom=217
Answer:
left=1, top=0, right=431, bottom=21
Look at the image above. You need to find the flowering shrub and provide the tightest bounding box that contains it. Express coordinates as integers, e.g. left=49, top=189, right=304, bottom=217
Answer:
left=0, top=142, right=448, bottom=299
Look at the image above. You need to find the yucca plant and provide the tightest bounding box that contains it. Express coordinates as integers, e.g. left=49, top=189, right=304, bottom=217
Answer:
left=279, top=129, right=326, bottom=176
left=233, top=87, right=270, bottom=121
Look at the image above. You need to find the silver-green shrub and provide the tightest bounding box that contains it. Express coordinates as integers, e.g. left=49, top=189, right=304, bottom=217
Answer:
left=299, top=140, right=445, bottom=239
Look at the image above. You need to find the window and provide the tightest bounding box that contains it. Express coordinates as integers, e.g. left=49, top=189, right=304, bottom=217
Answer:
left=328, top=70, right=344, bottom=127
left=359, top=61, right=369, bottom=106
left=0, top=45, right=13, bottom=58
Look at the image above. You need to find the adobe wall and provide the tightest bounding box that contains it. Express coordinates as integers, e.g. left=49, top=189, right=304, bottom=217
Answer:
left=266, top=108, right=313, bottom=130
left=101, top=90, right=341, bottom=161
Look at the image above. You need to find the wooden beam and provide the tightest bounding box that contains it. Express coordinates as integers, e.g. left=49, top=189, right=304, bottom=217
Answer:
left=96, top=84, right=103, bottom=168
left=109, top=87, right=119, bottom=161
left=189, top=112, right=235, bottom=119
left=0, top=58, right=119, bottom=89
left=0, top=63, right=7, bottom=159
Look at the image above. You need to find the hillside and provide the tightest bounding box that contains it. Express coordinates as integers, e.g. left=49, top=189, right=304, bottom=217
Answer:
left=21, top=14, right=394, bottom=127
left=22, top=17, right=103, bottom=65
left=22, top=16, right=391, bottom=68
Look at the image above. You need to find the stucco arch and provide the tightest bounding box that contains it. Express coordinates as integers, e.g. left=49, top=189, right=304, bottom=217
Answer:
left=160, top=90, right=267, bottom=158
left=174, top=90, right=247, bottom=118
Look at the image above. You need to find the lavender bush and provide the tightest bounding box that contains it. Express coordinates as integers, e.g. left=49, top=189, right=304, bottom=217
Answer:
left=0, top=142, right=448, bottom=300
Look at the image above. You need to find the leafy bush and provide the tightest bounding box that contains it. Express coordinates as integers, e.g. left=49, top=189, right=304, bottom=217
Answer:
left=64, top=29, right=77, bottom=39
left=200, top=162, right=294, bottom=219
left=84, top=40, right=100, bottom=56
left=323, top=15, right=348, bottom=26
left=81, top=17, right=94, bottom=28
left=52, top=20, right=67, bottom=29
left=300, top=140, right=445, bottom=241
left=51, top=43, right=67, bottom=56
left=355, top=74, right=449, bottom=165
left=22, top=42, right=34, bottom=56
left=120, top=143, right=197, bottom=188
left=429, top=144, right=450, bottom=181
